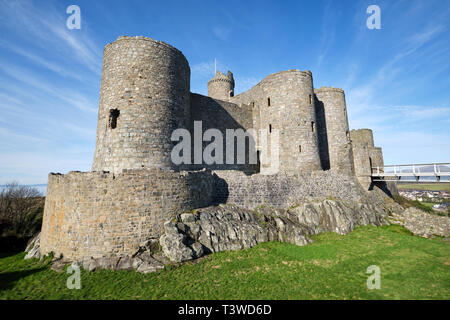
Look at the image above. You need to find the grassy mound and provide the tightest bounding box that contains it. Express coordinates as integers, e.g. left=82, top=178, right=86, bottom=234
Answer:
left=0, top=225, right=448, bottom=300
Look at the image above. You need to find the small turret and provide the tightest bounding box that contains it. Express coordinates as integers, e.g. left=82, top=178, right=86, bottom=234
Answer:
left=208, top=70, right=235, bottom=101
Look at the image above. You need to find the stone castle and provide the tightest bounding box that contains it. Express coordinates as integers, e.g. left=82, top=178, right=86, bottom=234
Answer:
left=39, top=36, right=388, bottom=264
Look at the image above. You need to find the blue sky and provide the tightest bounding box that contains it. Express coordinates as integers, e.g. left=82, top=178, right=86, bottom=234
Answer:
left=0, top=0, right=449, bottom=184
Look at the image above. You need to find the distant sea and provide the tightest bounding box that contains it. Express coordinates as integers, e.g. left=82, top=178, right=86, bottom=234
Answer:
left=0, top=184, right=47, bottom=196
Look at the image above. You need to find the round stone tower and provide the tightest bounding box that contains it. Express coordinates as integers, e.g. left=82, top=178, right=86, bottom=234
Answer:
left=207, top=70, right=235, bottom=101
left=259, top=70, right=322, bottom=173
left=92, top=36, right=191, bottom=173
left=314, top=87, right=354, bottom=174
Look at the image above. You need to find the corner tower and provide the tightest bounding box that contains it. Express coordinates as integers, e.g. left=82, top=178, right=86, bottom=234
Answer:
left=350, top=128, right=384, bottom=189
left=208, top=70, right=235, bottom=101
left=314, top=87, right=354, bottom=174
left=92, top=36, right=191, bottom=173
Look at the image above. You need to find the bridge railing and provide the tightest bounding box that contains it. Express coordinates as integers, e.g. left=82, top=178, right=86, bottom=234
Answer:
left=371, top=163, right=450, bottom=182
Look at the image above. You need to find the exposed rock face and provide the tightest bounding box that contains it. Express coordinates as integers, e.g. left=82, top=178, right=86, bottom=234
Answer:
left=28, top=196, right=407, bottom=272
left=24, top=232, right=41, bottom=260
left=289, top=200, right=388, bottom=235
left=49, top=249, right=169, bottom=274
left=159, top=200, right=389, bottom=263
left=389, top=207, right=450, bottom=238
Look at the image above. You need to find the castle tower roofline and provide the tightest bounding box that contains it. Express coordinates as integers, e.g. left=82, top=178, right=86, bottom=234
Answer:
left=232, top=69, right=312, bottom=99
left=208, top=70, right=234, bottom=85
left=104, top=36, right=188, bottom=64
left=264, top=69, right=312, bottom=80
left=314, top=87, right=344, bottom=94
left=207, top=69, right=235, bottom=100
left=350, top=128, right=373, bottom=132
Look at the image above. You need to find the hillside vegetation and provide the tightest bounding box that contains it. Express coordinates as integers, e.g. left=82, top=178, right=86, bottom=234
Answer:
left=397, top=183, right=450, bottom=192
left=1, top=225, right=448, bottom=300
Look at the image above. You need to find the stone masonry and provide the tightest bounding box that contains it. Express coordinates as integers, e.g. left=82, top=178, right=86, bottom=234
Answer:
left=39, top=36, right=390, bottom=264
left=350, top=129, right=384, bottom=189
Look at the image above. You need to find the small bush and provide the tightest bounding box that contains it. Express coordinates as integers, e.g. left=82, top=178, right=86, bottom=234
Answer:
left=393, top=195, right=434, bottom=214
left=0, top=182, right=44, bottom=239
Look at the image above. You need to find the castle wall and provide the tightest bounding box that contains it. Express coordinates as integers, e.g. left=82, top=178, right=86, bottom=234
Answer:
left=314, top=88, right=354, bottom=174
left=187, top=93, right=257, bottom=172
left=350, top=129, right=374, bottom=148
left=231, top=70, right=322, bottom=174
left=39, top=35, right=394, bottom=265
left=350, top=129, right=382, bottom=189
left=40, top=169, right=214, bottom=260
left=213, top=170, right=367, bottom=209
left=92, top=36, right=191, bottom=173
left=314, top=95, right=330, bottom=170
left=190, top=93, right=253, bottom=132
left=351, top=145, right=372, bottom=189
left=369, top=147, right=384, bottom=170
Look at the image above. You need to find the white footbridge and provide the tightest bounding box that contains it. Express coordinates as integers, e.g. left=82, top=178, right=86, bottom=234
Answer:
left=371, top=163, right=450, bottom=183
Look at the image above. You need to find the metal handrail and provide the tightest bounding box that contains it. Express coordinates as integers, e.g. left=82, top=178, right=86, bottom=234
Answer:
left=380, top=162, right=450, bottom=167
left=370, top=163, right=450, bottom=182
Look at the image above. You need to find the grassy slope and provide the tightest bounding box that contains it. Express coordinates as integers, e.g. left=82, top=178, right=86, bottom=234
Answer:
left=397, top=183, right=450, bottom=192
left=0, top=225, right=449, bottom=300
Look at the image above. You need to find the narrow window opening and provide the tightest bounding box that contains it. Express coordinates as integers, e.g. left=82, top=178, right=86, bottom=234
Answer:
left=109, top=109, right=120, bottom=129
left=256, top=150, right=261, bottom=173
left=267, top=97, right=271, bottom=107
left=269, top=124, right=272, bottom=133
left=346, top=131, right=350, bottom=142
left=309, top=94, right=312, bottom=104
left=311, top=121, right=315, bottom=133
left=299, top=145, right=302, bottom=153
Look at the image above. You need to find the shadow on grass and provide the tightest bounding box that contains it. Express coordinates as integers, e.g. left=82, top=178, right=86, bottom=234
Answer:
left=0, top=267, right=46, bottom=291
left=0, top=252, right=23, bottom=259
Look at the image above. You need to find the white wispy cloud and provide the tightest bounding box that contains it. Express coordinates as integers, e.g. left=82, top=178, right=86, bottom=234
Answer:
left=0, top=0, right=101, bottom=74
left=392, top=105, right=450, bottom=121
left=234, top=76, right=260, bottom=94
left=213, top=26, right=231, bottom=41
left=0, top=39, right=86, bottom=81
left=191, top=61, right=216, bottom=79
left=0, top=62, right=97, bottom=113
left=316, top=0, right=336, bottom=67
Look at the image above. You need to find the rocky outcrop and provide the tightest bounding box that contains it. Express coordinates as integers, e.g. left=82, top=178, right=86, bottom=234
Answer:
left=289, top=200, right=389, bottom=235
left=49, top=248, right=170, bottom=274
left=28, top=198, right=396, bottom=272
left=389, top=207, right=450, bottom=238
left=24, top=232, right=41, bottom=260
left=160, top=200, right=389, bottom=263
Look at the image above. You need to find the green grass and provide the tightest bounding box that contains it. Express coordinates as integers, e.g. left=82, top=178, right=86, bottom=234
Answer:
left=0, top=225, right=449, bottom=300
left=393, top=195, right=437, bottom=214
left=397, top=183, right=450, bottom=192
left=420, top=202, right=435, bottom=210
